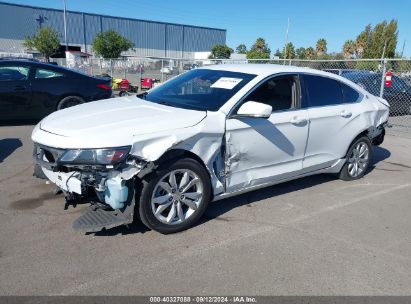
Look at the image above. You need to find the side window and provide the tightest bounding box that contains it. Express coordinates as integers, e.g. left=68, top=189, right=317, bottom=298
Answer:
left=35, top=69, right=64, bottom=79
left=0, top=66, right=29, bottom=81
left=245, top=76, right=294, bottom=111
left=303, top=75, right=343, bottom=107
left=341, top=83, right=361, bottom=103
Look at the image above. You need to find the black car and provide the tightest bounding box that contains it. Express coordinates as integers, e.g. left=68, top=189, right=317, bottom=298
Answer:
left=183, top=63, right=199, bottom=71
left=323, top=68, right=365, bottom=76
left=342, top=71, right=411, bottom=116
left=0, top=60, right=112, bottom=121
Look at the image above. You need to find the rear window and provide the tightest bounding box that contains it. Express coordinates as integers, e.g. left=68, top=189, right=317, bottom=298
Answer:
left=303, top=75, right=343, bottom=107
left=0, top=66, right=29, bottom=81
left=303, top=75, right=361, bottom=107
left=35, top=68, right=64, bottom=79
left=341, top=83, right=361, bottom=102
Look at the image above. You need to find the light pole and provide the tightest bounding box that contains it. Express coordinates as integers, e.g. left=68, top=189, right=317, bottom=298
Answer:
left=379, top=39, right=388, bottom=98
left=63, top=0, right=68, bottom=51
left=283, top=17, right=290, bottom=62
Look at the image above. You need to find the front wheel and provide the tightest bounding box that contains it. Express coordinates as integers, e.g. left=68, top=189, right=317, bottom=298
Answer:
left=137, top=158, right=211, bottom=234
left=339, top=136, right=372, bottom=181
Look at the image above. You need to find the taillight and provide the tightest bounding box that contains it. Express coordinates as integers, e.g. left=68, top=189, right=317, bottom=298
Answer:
left=97, top=83, right=111, bottom=90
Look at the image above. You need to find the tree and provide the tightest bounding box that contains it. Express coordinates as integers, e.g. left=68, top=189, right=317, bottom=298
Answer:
left=355, top=25, right=371, bottom=58
left=273, top=49, right=283, bottom=59
left=296, top=47, right=306, bottom=59
left=209, top=44, right=233, bottom=59
left=305, top=47, right=315, bottom=59
left=343, top=40, right=356, bottom=59
left=284, top=42, right=295, bottom=59
left=360, top=20, right=398, bottom=59
left=247, top=38, right=271, bottom=59
left=24, top=26, right=60, bottom=62
left=92, top=30, right=134, bottom=59
left=384, top=20, right=398, bottom=58
left=334, top=52, right=345, bottom=60
left=316, top=38, right=327, bottom=56
left=236, top=44, right=247, bottom=54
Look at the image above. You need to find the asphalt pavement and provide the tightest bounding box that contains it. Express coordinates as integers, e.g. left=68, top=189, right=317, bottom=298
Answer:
left=0, top=125, right=411, bottom=295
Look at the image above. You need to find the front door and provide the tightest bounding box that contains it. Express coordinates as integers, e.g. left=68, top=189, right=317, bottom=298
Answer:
left=0, top=65, right=31, bottom=121
left=225, top=74, right=309, bottom=192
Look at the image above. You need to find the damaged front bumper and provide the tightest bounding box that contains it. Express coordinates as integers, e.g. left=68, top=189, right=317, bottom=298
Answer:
left=33, top=143, right=149, bottom=232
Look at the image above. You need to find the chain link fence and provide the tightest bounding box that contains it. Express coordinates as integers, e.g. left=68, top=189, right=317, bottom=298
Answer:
left=51, top=57, right=411, bottom=136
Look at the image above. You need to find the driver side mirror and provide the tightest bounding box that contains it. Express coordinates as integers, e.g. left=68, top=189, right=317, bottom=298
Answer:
left=233, top=101, right=272, bottom=119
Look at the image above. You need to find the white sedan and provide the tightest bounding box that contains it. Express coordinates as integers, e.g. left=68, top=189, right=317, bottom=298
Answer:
left=32, top=64, right=389, bottom=234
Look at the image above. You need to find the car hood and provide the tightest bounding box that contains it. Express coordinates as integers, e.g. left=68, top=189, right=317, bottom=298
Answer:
left=34, top=96, right=207, bottom=148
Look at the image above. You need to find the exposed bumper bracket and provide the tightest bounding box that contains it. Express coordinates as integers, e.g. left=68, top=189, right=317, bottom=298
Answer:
left=72, top=205, right=134, bottom=232
left=72, top=180, right=136, bottom=233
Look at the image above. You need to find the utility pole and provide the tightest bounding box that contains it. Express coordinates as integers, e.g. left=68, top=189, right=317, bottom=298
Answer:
left=379, top=39, right=388, bottom=98
left=283, top=17, right=290, bottom=61
left=400, top=40, right=406, bottom=58
left=63, top=0, right=68, bottom=51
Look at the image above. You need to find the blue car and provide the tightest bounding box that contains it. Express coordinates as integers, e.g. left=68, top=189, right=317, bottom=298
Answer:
left=342, top=71, right=411, bottom=116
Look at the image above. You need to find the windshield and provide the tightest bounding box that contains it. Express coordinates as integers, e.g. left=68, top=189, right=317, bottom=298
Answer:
left=142, top=69, right=256, bottom=111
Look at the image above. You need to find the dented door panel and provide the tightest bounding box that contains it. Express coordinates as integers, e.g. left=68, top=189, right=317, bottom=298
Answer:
left=225, top=109, right=309, bottom=192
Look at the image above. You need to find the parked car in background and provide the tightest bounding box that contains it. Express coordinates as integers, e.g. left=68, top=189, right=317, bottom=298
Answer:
left=0, top=59, right=112, bottom=121
left=183, top=63, right=199, bottom=71
left=32, top=65, right=389, bottom=234
left=323, top=69, right=371, bottom=76
left=160, top=66, right=175, bottom=75
left=140, top=77, right=160, bottom=90
left=342, top=71, right=411, bottom=115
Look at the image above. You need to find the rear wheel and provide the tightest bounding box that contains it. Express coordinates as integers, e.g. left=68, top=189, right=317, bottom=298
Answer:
left=137, top=158, right=211, bottom=234
left=57, top=96, right=85, bottom=110
left=339, top=136, right=372, bottom=181
left=119, top=91, right=130, bottom=97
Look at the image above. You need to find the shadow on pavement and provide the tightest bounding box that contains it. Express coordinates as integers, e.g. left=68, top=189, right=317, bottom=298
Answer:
left=0, top=138, right=23, bottom=163
left=202, top=174, right=335, bottom=225
left=91, top=221, right=149, bottom=236
left=0, top=119, right=39, bottom=127
left=368, top=146, right=391, bottom=172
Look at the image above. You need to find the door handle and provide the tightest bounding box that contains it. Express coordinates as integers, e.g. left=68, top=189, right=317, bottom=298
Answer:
left=340, top=110, right=352, bottom=118
left=290, top=116, right=307, bottom=125
left=14, top=85, right=27, bottom=91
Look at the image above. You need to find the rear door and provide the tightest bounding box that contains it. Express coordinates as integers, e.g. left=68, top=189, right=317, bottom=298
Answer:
left=30, top=67, right=67, bottom=118
left=301, top=74, right=364, bottom=169
left=0, top=64, right=31, bottom=121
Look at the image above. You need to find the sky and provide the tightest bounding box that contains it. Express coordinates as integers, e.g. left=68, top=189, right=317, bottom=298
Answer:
left=4, top=0, right=411, bottom=57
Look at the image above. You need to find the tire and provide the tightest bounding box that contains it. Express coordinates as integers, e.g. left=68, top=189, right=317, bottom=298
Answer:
left=33, top=164, right=47, bottom=180
left=137, top=158, right=211, bottom=234
left=339, top=136, right=372, bottom=181
left=57, top=96, right=85, bottom=110
left=119, top=91, right=130, bottom=97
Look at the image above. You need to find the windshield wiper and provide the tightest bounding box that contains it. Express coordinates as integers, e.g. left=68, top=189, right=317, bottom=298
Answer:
left=157, top=100, right=174, bottom=107
left=136, top=92, right=147, bottom=100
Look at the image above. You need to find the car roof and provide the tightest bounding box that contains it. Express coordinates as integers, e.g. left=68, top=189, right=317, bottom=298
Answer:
left=343, top=71, right=379, bottom=77
left=0, top=59, right=45, bottom=65
left=0, top=59, right=89, bottom=77
left=200, top=64, right=337, bottom=78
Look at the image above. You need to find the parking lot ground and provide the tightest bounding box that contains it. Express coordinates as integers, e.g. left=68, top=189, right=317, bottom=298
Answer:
left=0, top=125, right=411, bottom=295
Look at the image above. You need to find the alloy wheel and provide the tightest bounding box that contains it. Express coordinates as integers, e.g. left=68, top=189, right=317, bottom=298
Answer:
left=151, top=169, right=204, bottom=225
left=60, top=98, right=80, bottom=109
left=347, top=141, right=370, bottom=178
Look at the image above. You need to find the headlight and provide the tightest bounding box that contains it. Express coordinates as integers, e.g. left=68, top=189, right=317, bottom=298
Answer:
left=59, top=146, right=131, bottom=165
